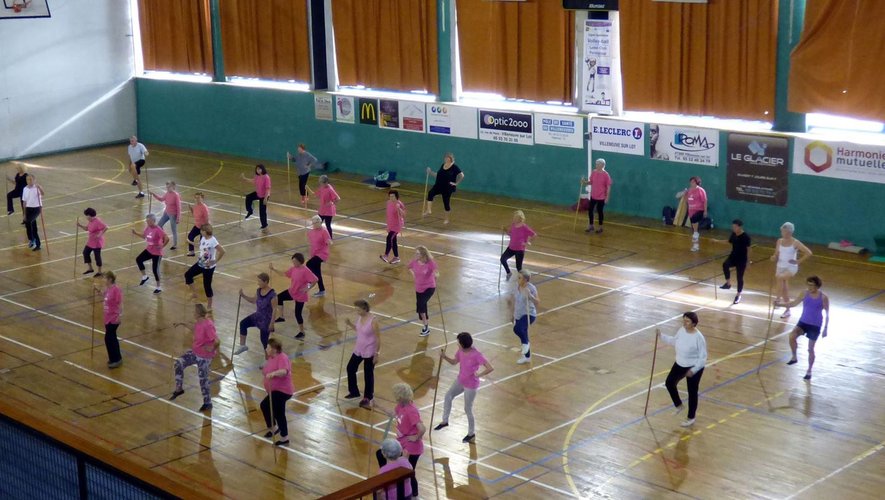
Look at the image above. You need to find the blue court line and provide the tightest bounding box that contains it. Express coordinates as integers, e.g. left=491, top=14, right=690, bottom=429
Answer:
left=848, top=289, right=885, bottom=307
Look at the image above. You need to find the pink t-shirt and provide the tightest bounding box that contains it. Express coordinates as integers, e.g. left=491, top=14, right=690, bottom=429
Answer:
left=144, top=225, right=167, bottom=256
left=192, top=203, right=209, bottom=227
left=285, top=266, right=317, bottom=302
left=352, top=315, right=378, bottom=358
left=254, top=174, right=271, bottom=198
left=308, top=227, right=331, bottom=261
left=263, top=352, right=294, bottom=395
left=192, top=319, right=218, bottom=359
left=163, top=191, right=181, bottom=217
left=396, top=402, right=424, bottom=456
left=86, top=217, right=108, bottom=249
left=507, top=223, right=536, bottom=251
left=317, top=185, right=339, bottom=217
left=456, top=348, right=487, bottom=390
left=589, top=169, right=612, bottom=200
left=378, top=457, right=413, bottom=499
left=408, top=259, right=437, bottom=293
left=386, top=200, right=405, bottom=233
left=103, top=284, right=122, bottom=325
left=686, top=186, right=707, bottom=214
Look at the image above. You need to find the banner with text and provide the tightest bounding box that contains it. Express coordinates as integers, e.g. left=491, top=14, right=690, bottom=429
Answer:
left=726, top=133, right=789, bottom=206
left=534, top=113, right=583, bottom=149
left=335, top=96, right=355, bottom=124
left=793, top=138, right=885, bottom=185
left=590, top=118, right=644, bottom=156
left=649, top=124, right=719, bottom=166
left=379, top=100, right=400, bottom=129
left=478, top=110, right=533, bottom=145
left=399, top=101, right=426, bottom=133
left=581, top=20, right=614, bottom=114
left=314, top=94, right=333, bottom=121
left=427, top=104, right=478, bottom=139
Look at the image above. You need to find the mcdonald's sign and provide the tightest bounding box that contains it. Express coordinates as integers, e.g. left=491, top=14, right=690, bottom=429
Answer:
left=359, top=98, right=379, bottom=125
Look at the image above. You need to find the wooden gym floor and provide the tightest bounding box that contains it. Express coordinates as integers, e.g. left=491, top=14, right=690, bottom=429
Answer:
left=1, top=145, right=883, bottom=499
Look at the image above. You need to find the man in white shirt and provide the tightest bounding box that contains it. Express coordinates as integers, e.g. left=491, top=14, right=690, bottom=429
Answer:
left=21, top=174, right=45, bottom=251
left=127, top=136, right=149, bottom=199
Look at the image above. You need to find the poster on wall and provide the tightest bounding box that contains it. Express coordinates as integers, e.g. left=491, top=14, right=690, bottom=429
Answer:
left=533, top=113, right=583, bottom=149
left=793, top=138, right=885, bottom=185
left=590, top=118, right=644, bottom=156
left=726, top=133, right=789, bottom=206
left=649, top=123, right=719, bottom=166
left=399, top=101, right=426, bottom=132
left=427, top=104, right=478, bottom=139
left=358, top=98, right=379, bottom=126
left=581, top=20, right=614, bottom=115
left=335, top=96, right=355, bottom=124
left=314, top=94, right=333, bottom=121
left=478, top=109, right=533, bottom=145
left=379, top=100, right=400, bottom=129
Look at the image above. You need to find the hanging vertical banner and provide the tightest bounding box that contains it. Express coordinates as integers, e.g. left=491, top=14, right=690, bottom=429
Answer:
left=314, top=94, right=333, bottom=121
left=399, top=101, right=426, bottom=133
left=379, top=100, right=400, bottom=129
left=335, top=96, right=355, bottom=124
left=581, top=20, right=614, bottom=115
left=726, top=133, right=789, bottom=206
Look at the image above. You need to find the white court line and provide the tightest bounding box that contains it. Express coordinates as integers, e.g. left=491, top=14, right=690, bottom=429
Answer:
left=785, top=440, right=885, bottom=500
left=0, top=334, right=53, bottom=357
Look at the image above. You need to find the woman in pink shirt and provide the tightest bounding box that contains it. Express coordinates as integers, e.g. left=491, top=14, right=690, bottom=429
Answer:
left=408, top=246, right=438, bottom=337
left=186, top=192, right=210, bottom=257
left=150, top=181, right=182, bottom=249
left=260, top=338, right=294, bottom=446
left=376, top=382, right=425, bottom=497
left=582, top=158, right=612, bottom=234
left=94, top=271, right=123, bottom=368
left=316, top=175, right=340, bottom=238
left=499, top=210, right=536, bottom=280
left=434, top=332, right=494, bottom=443
left=132, top=213, right=169, bottom=294
left=306, top=215, right=332, bottom=298
left=242, top=164, right=271, bottom=230
left=344, top=299, right=381, bottom=408
left=376, top=439, right=414, bottom=499
left=170, top=304, right=219, bottom=412
left=77, top=207, right=108, bottom=276
left=683, top=176, right=708, bottom=252
left=381, top=190, right=406, bottom=264
left=270, top=252, right=317, bottom=339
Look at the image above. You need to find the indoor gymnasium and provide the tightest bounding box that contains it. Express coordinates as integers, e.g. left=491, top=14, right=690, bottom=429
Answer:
left=1, top=0, right=883, bottom=498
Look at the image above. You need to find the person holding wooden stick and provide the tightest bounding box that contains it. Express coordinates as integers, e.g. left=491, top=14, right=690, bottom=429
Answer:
left=78, top=207, right=108, bottom=276
left=509, top=270, right=539, bottom=365
left=241, top=164, right=271, bottom=230
left=5, top=163, right=27, bottom=219
left=499, top=210, right=536, bottom=280
left=288, top=144, right=318, bottom=207
left=260, top=338, right=293, bottom=446
left=434, top=332, right=494, bottom=443
left=21, top=174, right=44, bottom=251
left=657, top=312, right=707, bottom=427
left=270, top=253, right=317, bottom=339
left=184, top=224, right=224, bottom=311
left=581, top=158, right=612, bottom=234
left=132, top=213, right=169, bottom=294
left=423, top=153, right=464, bottom=225
left=776, top=275, right=829, bottom=380
left=186, top=192, right=210, bottom=257
left=127, top=136, right=148, bottom=199
left=344, top=299, right=380, bottom=408
left=375, top=382, right=424, bottom=497
left=380, top=190, right=406, bottom=264
left=96, top=271, right=123, bottom=368
left=316, top=175, right=340, bottom=238
left=234, top=273, right=276, bottom=357
left=408, top=246, right=438, bottom=337
left=150, top=181, right=182, bottom=250
left=306, top=215, right=332, bottom=298
left=170, top=304, right=219, bottom=412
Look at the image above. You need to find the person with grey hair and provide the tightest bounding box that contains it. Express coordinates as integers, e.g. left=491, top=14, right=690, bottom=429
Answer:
left=508, top=270, right=539, bottom=364
left=376, top=383, right=424, bottom=497
left=315, top=174, right=340, bottom=238
left=581, top=158, right=612, bottom=233
left=288, top=143, right=317, bottom=207
left=132, top=213, right=169, bottom=294
left=376, top=438, right=414, bottom=499
left=771, top=222, right=813, bottom=319
left=127, top=135, right=149, bottom=198
left=424, top=152, right=464, bottom=225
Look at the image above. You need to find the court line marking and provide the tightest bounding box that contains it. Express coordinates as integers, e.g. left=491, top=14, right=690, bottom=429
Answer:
left=785, top=439, right=885, bottom=499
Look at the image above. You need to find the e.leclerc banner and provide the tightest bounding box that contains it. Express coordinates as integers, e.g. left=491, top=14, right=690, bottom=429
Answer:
left=590, top=118, right=644, bottom=156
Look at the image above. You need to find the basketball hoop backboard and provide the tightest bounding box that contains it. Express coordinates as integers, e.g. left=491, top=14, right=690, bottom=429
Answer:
left=1, top=0, right=51, bottom=19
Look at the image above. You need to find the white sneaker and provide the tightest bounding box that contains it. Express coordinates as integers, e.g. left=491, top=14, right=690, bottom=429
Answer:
left=233, top=345, right=248, bottom=355
left=419, top=326, right=430, bottom=337
left=516, top=356, right=531, bottom=365
left=680, top=418, right=696, bottom=427
left=691, top=243, right=700, bottom=252
left=674, top=405, right=685, bottom=416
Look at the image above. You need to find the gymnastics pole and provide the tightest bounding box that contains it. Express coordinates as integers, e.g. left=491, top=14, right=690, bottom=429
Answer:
left=73, top=218, right=80, bottom=279
left=757, top=272, right=777, bottom=373
left=713, top=272, right=718, bottom=301
left=268, top=386, right=278, bottom=463
left=572, top=178, right=584, bottom=231
left=421, top=168, right=430, bottom=218
left=643, top=328, right=661, bottom=416
left=90, top=285, right=97, bottom=360
left=497, top=230, right=505, bottom=293
left=231, top=294, right=242, bottom=359
left=145, top=164, right=152, bottom=214
left=35, top=187, right=49, bottom=256
left=286, top=151, right=291, bottom=200
left=429, top=287, right=449, bottom=432
left=330, top=269, right=349, bottom=401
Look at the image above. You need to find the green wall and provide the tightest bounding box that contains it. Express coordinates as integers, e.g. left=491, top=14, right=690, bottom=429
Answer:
left=137, top=78, right=884, bottom=249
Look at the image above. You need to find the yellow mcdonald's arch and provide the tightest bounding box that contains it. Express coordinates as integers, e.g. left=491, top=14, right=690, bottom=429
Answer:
left=361, top=102, right=376, bottom=121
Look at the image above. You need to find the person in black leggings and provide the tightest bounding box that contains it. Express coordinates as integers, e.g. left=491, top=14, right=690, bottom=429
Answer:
left=714, top=219, right=751, bottom=305
left=424, top=153, right=464, bottom=225
left=5, top=164, right=27, bottom=219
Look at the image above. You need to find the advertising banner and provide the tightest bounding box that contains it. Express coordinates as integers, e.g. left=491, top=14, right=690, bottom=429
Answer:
left=314, top=94, right=333, bottom=121
left=581, top=20, right=614, bottom=114
left=399, top=101, right=426, bottom=132
left=426, top=104, right=478, bottom=139
left=726, top=133, right=789, bottom=206
left=534, top=113, right=583, bottom=149
left=590, top=118, right=644, bottom=156
left=793, top=138, right=885, bottom=185
left=335, top=96, right=355, bottom=124
left=649, top=123, right=719, bottom=166
left=379, top=100, right=399, bottom=129
left=359, top=98, right=379, bottom=126
left=478, top=109, right=533, bottom=145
